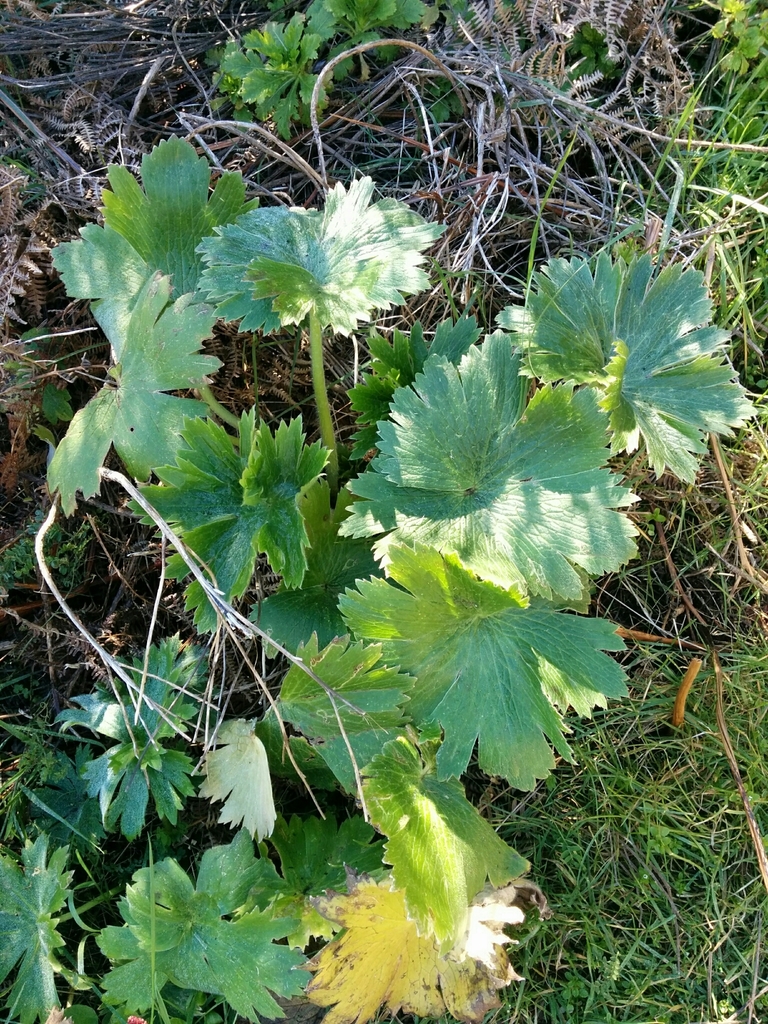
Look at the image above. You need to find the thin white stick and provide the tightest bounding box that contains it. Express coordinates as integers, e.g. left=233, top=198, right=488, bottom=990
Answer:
left=127, top=55, right=166, bottom=127
left=330, top=697, right=369, bottom=823
left=99, top=469, right=377, bottom=813
left=351, top=332, right=359, bottom=387
left=36, top=501, right=193, bottom=744
left=100, top=468, right=366, bottom=714
left=35, top=500, right=144, bottom=757
left=137, top=534, right=166, bottom=724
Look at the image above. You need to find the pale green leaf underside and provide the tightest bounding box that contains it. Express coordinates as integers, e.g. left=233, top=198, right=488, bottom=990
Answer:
left=47, top=274, right=218, bottom=514
left=364, top=736, right=527, bottom=949
left=199, top=719, right=276, bottom=841
left=342, top=333, right=637, bottom=601
left=98, top=833, right=305, bottom=1021
left=277, top=635, right=413, bottom=792
left=192, top=215, right=282, bottom=334
left=340, top=544, right=628, bottom=790
left=0, top=836, right=72, bottom=1024
left=199, top=176, right=443, bottom=334
left=498, top=253, right=753, bottom=481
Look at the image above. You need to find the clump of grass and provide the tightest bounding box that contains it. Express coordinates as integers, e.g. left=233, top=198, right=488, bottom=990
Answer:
left=490, top=644, right=768, bottom=1024
left=679, top=59, right=768, bottom=396
left=476, top=398, right=768, bottom=1023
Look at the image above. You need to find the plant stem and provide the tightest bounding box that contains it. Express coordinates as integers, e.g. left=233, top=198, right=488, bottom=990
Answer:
left=308, top=309, right=338, bottom=494
left=57, top=884, right=124, bottom=925
left=251, top=333, right=259, bottom=421
left=198, top=384, right=240, bottom=429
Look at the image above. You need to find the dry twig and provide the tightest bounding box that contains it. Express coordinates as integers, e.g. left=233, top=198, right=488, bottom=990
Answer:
left=710, top=434, right=768, bottom=596
left=713, top=651, right=768, bottom=897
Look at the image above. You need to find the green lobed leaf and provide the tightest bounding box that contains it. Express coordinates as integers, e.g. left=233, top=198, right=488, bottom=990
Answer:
left=56, top=636, right=205, bottom=838
left=98, top=831, right=306, bottom=1021
left=29, top=749, right=105, bottom=850
left=253, top=481, right=383, bottom=652
left=348, top=314, right=480, bottom=458
left=348, top=324, right=428, bottom=457
left=41, top=384, right=73, bottom=424
left=277, top=634, right=414, bottom=792
left=308, top=0, right=426, bottom=38
left=189, top=214, right=282, bottom=333
left=342, top=332, right=638, bottom=602
left=271, top=813, right=385, bottom=895
left=340, top=543, right=629, bottom=790
left=199, top=176, right=443, bottom=335
left=47, top=273, right=219, bottom=514
left=0, top=835, right=72, bottom=1024
left=255, top=716, right=338, bottom=791
left=430, top=312, right=485, bottom=362
left=53, top=137, right=255, bottom=344
left=268, top=813, right=385, bottom=948
left=140, top=412, right=327, bottom=632
left=327, top=0, right=398, bottom=35
left=364, top=735, right=527, bottom=949
left=51, top=225, right=152, bottom=358
left=497, top=252, right=754, bottom=481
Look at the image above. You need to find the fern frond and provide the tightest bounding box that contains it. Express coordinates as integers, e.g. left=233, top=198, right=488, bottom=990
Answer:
left=0, top=236, right=44, bottom=325
left=570, top=67, right=605, bottom=97
left=0, top=167, right=26, bottom=233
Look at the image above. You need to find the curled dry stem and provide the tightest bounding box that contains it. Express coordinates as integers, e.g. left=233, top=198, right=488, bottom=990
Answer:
left=310, top=38, right=468, bottom=188
left=710, top=434, right=768, bottom=596
left=671, top=657, right=704, bottom=728
left=35, top=500, right=160, bottom=764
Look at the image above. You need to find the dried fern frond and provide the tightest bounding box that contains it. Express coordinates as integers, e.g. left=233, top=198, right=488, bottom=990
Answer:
left=0, top=166, right=26, bottom=233
left=571, top=67, right=606, bottom=98
left=0, top=235, right=45, bottom=325
left=61, top=85, right=95, bottom=121
left=526, top=0, right=560, bottom=33
left=524, top=41, right=567, bottom=83
left=603, top=0, right=634, bottom=58
left=0, top=170, right=49, bottom=327
left=2, top=0, right=48, bottom=19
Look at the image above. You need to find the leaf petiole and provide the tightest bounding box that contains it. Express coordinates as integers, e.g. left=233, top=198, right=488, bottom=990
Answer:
left=197, top=384, right=240, bottom=429
left=309, top=310, right=338, bottom=494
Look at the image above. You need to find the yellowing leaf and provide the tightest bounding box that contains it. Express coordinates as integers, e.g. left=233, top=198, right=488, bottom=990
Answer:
left=363, top=735, right=527, bottom=949
left=306, top=876, right=537, bottom=1024
left=198, top=719, right=276, bottom=841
